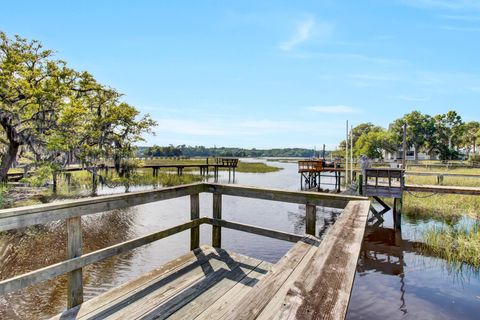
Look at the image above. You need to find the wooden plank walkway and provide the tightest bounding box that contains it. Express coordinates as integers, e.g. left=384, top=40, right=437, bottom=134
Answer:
left=52, top=246, right=272, bottom=320
left=223, top=201, right=369, bottom=320
left=405, top=184, right=480, bottom=195
left=51, top=200, right=369, bottom=320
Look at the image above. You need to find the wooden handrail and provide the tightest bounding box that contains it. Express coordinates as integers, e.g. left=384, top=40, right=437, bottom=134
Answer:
left=0, top=218, right=208, bottom=296
left=0, top=216, right=306, bottom=296
left=0, top=182, right=370, bottom=310
left=0, top=183, right=206, bottom=232
left=204, top=183, right=367, bottom=209
left=0, top=183, right=367, bottom=232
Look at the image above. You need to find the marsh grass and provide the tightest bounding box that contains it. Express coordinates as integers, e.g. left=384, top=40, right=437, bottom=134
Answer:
left=421, top=223, right=480, bottom=269
left=0, top=184, right=7, bottom=207
left=235, top=162, right=282, bottom=173
left=399, top=166, right=480, bottom=219
left=68, top=169, right=204, bottom=188
left=403, top=193, right=480, bottom=220
left=406, top=175, right=480, bottom=187
left=406, top=166, right=480, bottom=174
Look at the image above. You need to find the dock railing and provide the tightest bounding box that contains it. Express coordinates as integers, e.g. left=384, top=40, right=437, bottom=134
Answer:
left=298, top=160, right=324, bottom=172
left=0, top=182, right=368, bottom=310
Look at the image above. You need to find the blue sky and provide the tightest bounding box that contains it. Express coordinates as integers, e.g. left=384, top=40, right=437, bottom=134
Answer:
left=1, top=0, right=480, bottom=149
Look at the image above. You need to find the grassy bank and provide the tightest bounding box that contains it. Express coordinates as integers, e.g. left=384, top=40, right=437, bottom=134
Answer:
left=406, top=175, right=480, bottom=187
left=421, top=223, right=480, bottom=269
left=404, top=193, right=480, bottom=220
left=235, top=161, right=282, bottom=173
left=68, top=169, right=204, bottom=189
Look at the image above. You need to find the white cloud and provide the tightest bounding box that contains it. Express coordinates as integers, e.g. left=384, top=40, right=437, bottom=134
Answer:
left=279, top=17, right=333, bottom=51
left=307, top=105, right=361, bottom=114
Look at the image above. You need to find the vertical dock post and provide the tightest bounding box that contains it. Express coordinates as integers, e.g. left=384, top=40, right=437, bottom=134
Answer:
left=212, top=193, right=222, bottom=247
left=358, top=174, right=363, bottom=196
left=67, top=216, right=83, bottom=308
left=52, top=171, right=58, bottom=193
left=190, top=193, right=200, bottom=250
left=393, top=197, right=402, bottom=229
left=305, top=203, right=316, bottom=236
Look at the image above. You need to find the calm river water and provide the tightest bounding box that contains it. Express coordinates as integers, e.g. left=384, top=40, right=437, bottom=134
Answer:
left=0, top=159, right=479, bottom=319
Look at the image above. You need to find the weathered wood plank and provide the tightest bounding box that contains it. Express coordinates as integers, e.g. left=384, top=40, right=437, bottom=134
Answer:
left=66, top=216, right=83, bottom=308
left=107, top=248, right=264, bottom=320
left=194, top=261, right=272, bottom=320
left=0, top=183, right=205, bottom=232
left=305, top=204, right=316, bottom=236
left=191, top=194, right=200, bottom=250
left=0, top=219, right=207, bottom=295
left=148, top=252, right=265, bottom=319
left=171, top=260, right=271, bottom=320
left=206, top=218, right=303, bottom=243
left=405, top=184, right=480, bottom=195
left=254, top=238, right=321, bottom=320
left=50, top=246, right=219, bottom=320
left=84, top=246, right=232, bottom=320
left=223, top=236, right=319, bottom=320
left=262, top=200, right=370, bottom=320
left=212, top=193, right=222, bottom=248
left=205, top=183, right=367, bottom=209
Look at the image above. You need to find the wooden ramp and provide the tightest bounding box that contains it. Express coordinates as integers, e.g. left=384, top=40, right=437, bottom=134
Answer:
left=52, top=246, right=272, bottom=320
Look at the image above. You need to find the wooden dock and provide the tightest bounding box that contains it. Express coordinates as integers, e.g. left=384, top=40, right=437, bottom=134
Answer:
left=298, top=160, right=344, bottom=192
left=6, top=158, right=239, bottom=182
left=0, top=182, right=370, bottom=319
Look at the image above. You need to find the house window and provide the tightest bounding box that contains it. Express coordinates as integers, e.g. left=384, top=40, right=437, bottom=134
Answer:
left=406, top=151, right=415, bottom=157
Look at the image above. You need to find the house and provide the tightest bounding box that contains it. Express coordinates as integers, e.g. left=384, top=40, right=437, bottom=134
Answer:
left=384, top=146, right=436, bottom=162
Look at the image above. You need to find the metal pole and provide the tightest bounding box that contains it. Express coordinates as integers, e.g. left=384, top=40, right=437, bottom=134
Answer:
left=350, top=124, right=353, bottom=182
left=402, top=124, right=407, bottom=169
left=345, top=120, right=349, bottom=185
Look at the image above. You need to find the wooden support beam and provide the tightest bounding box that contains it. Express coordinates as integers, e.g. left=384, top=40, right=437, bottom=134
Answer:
left=212, top=193, right=222, bottom=247
left=205, top=183, right=367, bottom=209
left=393, top=198, right=402, bottom=230
left=373, top=196, right=391, bottom=212
left=206, top=218, right=303, bottom=243
left=190, top=194, right=200, bottom=250
left=305, top=203, right=316, bottom=236
left=67, top=216, right=83, bottom=308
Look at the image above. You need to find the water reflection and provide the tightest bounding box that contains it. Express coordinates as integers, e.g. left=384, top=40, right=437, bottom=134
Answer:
left=348, top=215, right=480, bottom=320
